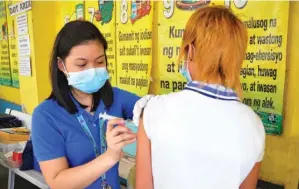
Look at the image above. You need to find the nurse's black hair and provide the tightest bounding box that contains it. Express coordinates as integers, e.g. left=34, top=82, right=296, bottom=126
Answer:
left=48, top=20, right=113, bottom=114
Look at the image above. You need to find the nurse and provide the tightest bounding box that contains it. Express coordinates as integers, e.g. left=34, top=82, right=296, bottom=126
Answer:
left=31, top=20, right=140, bottom=189
left=135, top=6, right=265, bottom=189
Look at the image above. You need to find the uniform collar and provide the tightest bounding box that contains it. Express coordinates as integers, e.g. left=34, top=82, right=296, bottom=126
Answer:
left=70, top=94, right=89, bottom=114
left=71, top=94, right=105, bottom=121
left=184, top=81, right=240, bottom=101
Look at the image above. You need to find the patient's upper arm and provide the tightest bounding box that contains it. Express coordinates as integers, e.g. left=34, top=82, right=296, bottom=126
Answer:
left=135, top=117, right=153, bottom=189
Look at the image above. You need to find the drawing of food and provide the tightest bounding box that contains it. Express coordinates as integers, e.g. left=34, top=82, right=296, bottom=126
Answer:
left=176, top=0, right=210, bottom=11
left=95, top=0, right=114, bottom=25
left=130, top=0, right=151, bottom=24
left=76, top=3, right=84, bottom=20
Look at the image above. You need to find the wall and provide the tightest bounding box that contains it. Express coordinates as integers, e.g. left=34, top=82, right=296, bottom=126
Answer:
left=259, top=2, right=299, bottom=188
left=0, top=1, right=298, bottom=188
left=0, top=1, right=56, bottom=114
left=0, top=98, right=21, bottom=113
left=0, top=85, right=20, bottom=105
left=0, top=80, right=21, bottom=114
left=0, top=1, right=77, bottom=113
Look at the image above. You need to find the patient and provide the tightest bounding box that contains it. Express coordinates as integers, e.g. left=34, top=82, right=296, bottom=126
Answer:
left=135, top=6, right=265, bottom=189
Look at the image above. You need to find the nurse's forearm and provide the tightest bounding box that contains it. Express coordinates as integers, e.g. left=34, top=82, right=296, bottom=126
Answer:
left=51, top=152, right=117, bottom=189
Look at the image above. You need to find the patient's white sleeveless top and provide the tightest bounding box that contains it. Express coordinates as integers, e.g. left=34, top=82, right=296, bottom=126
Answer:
left=143, top=81, right=265, bottom=189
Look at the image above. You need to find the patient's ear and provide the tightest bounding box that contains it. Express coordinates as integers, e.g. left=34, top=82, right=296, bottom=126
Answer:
left=187, top=44, right=195, bottom=62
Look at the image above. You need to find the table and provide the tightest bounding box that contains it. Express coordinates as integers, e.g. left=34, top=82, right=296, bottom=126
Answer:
left=0, top=159, right=48, bottom=189
left=0, top=156, right=134, bottom=189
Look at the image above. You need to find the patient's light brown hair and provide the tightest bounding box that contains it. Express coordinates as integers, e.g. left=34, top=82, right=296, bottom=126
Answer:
left=178, top=6, right=248, bottom=98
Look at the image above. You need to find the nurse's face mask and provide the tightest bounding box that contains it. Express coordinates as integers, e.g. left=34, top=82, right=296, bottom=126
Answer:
left=62, top=63, right=109, bottom=94
left=180, top=44, right=195, bottom=82
left=59, top=41, right=110, bottom=94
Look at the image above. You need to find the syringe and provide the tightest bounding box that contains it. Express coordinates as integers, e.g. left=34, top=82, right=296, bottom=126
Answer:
left=99, top=112, right=138, bottom=133
left=99, top=112, right=121, bottom=120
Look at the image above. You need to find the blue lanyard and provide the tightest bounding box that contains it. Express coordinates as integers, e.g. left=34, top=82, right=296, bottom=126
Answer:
left=76, top=114, right=109, bottom=188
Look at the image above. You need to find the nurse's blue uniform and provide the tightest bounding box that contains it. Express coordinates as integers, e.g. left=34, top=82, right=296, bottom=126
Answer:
left=31, top=87, right=140, bottom=189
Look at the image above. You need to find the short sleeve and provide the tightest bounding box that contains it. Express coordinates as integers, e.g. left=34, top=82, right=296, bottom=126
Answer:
left=31, top=109, right=66, bottom=162
left=256, top=122, right=266, bottom=162
left=117, top=88, right=140, bottom=119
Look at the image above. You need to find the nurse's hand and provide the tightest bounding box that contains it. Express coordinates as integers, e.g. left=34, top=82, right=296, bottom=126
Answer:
left=105, top=119, right=136, bottom=162
left=133, top=94, right=155, bottom=126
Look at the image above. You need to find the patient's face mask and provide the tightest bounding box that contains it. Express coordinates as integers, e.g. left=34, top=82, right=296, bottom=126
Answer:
left=62, top=63, right=109, bottom=94
left=180, top=61, right=192, bottom=82
left=180, top=44, right=195, bottom=82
